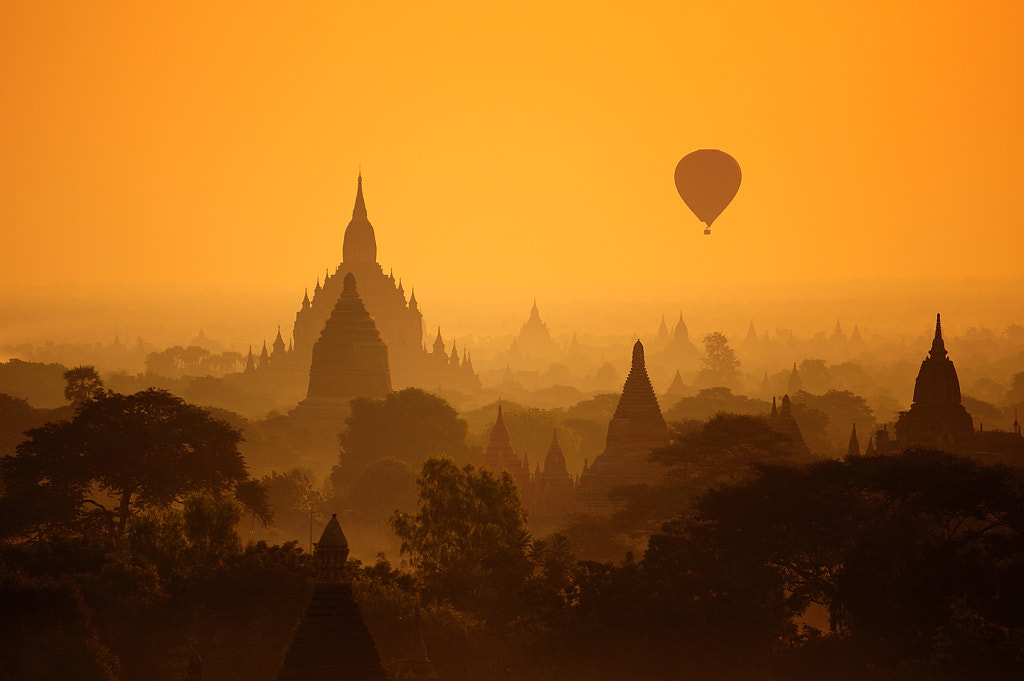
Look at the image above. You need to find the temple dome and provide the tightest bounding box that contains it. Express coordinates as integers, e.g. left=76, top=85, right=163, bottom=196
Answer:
left=343, top=174, right=378, bottom=265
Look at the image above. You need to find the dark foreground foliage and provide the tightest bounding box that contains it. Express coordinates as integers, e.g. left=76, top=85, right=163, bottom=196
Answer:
left=4, top=432, right=1024, bottom=680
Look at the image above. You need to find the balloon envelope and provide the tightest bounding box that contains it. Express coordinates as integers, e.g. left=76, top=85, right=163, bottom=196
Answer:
left=674, top=150, right=741, bottom=231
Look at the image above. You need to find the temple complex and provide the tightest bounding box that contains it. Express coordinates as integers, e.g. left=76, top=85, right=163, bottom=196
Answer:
left=578, top=340, right=670, bottom=513
left=508, top=301, right=560, bottom=370
left=258, top=175, right=478, bottom=396
left=276, top=514, right=386, bottom=681
left=652, top=312, right=700, bottom=378
left=893, top=314, right=974, bottom=452
left=297, top=273, right=391, bottom=413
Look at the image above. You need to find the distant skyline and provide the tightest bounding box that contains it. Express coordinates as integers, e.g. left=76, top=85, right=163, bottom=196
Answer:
left=2, top=2, right=1023, bottom=308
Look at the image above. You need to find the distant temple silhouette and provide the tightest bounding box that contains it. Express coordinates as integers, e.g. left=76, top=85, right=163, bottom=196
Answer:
left=868, top=314, right=1022, bottom=461
left=768, top=394, right=811, bottom=458
left=480, top=402, right=531, bottom=488
left=508, top=301, right=560, bottom=369
left=891, top=314, right=974, bottom=452
left=254, top=174, right=479, bottom=398
left=578, top=340, right=670, bottom=513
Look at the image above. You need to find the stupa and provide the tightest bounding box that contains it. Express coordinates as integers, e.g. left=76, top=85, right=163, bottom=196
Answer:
left=578, top=340, right=670, bottom=513
left=276, top=514, right=386, bottom=681
left=894, top=314, right=974, bottom=451
left=298, top=273, right=391, bottom=412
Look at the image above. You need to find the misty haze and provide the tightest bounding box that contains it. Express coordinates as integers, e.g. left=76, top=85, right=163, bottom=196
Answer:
left=2, top=3, right=1024, bottom=681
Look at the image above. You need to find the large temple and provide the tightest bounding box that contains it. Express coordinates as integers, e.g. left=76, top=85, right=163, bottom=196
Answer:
left=258, top=175, right=479, bottom=397
left=508, top=301, right=560, bottom=370
left=577, top=340, right=670, bottom=514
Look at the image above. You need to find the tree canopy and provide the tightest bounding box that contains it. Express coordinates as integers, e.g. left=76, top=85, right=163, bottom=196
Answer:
left=697, top=332, right=740, bottom=388
left=1, top=388, right=266, bottom=541
left=335, top=388, right=469, bottom=487
left=390, top=457, right=533, bottom=623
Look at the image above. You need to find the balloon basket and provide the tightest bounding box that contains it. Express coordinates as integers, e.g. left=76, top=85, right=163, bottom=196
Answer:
left=703, top=227, right=711, bottom=235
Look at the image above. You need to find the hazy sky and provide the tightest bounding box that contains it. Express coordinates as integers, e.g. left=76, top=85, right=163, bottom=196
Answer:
left=3, top=1, right=1023, bottom=311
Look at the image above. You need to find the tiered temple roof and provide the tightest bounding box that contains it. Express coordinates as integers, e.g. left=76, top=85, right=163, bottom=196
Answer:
left=302, top=273, right=391, bottom=405
left=578, top=341, right=669, bottom=513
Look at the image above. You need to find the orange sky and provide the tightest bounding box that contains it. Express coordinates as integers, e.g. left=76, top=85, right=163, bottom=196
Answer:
left=2, top=1, right=1023, bottom=313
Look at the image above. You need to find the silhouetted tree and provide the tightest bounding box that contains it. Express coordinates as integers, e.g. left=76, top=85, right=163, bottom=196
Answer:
left=62, top=365, right=104, bottom=406
left=1, top=389, right=258, bottom=542
left=698, top=332, right=740, bottom=387
left=647, top=450, right=1024, bottom=676
left=335, top=388, right=469, bottom=487
left=391, top=457, right=531, bottom=624
left=343, top=457, right=418, bottom=525
left=664, top=386, right=770, bottom=422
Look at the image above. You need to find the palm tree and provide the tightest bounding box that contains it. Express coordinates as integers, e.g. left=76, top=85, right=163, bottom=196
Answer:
left=62, top=365, right=103, bottom=406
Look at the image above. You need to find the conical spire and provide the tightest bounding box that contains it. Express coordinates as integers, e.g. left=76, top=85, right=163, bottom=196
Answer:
left=611, top=340, right=667, bottom=424
left=930, top=313, right=947, bottom=358
left=245, top=345, right=256, bottom=373
left=343, top=173, right=377, bottom=264
left=788, top=362, right=802, bottom=394
left=409, top=288, right=419, bottom=313
left=847, top=423, right=860, bottom=457
left=352, top=173, right=367, bottom=219
left=302, top=288, right=311, bottom=310
left=675, top=312, right=689, bottom=343
left=483, top=401, right=523, bottom=479
left=530, top=300, right=540, bottom=321
left=544, top=429, right=568, bottom=475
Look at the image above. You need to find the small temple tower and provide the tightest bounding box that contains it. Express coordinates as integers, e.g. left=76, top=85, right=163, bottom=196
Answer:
left=530, top=429, right=576, bottom=534
left=480, top=403, right=530, bottom=488
left=894, top=314, right=974, bottom=451
left=276, top=514, right=386, bottom=681
left=847, top=423, right=860, bottom=457
left=787, top=362, right=803, bottom=395
left=768, top=395, right=811, bottom=458
left=578, top=340, right=670, bottom=513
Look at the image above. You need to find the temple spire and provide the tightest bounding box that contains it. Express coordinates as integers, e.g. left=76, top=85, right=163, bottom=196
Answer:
left=847, top=423, right=860, bottom=457
left=353, top=173, right=367, bottom=219
left=930, top=313, right=947, bottom=358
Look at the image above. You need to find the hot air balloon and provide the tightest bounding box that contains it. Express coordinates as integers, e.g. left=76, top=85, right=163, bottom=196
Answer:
left=674, top=150, right=741, bottom=235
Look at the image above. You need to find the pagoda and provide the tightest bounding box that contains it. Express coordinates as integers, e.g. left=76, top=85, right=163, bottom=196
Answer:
left=276, top=514, right=386, bottom=681
left=480, top=403, right=530, bottom=488
left=578, top=340, right=670, bottom=513
left=299, top=273, right=391, bottom=412
left=894, top=314, right=974, bottom=451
